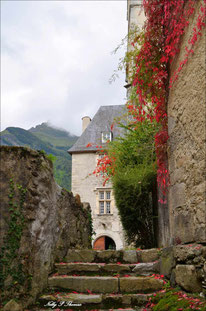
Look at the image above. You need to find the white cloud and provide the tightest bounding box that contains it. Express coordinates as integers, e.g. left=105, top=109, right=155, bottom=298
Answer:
left=1, top=0, right=127, bottom=135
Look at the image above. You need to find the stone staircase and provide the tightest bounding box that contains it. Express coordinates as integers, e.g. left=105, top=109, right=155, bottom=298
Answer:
left=32, top=249, right=165, bottom=310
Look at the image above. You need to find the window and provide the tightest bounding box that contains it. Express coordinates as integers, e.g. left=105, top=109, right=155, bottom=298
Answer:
left=106, top=191, right=110, bottom=200
left=102, top=132, right=112, bottom=143
left=99, top=191, right=104, bottom=200
left=98, top=190, right=112, bottom=214
left=106, top=201, right=111, bottom=214
left=99, top=201, right=104, bottom=214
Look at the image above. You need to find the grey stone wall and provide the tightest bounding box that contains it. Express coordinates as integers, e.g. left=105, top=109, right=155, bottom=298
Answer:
left=0, top=146, right=91, bottom=308
left=167, top=0, right=206, bottom=245
left=160, top=244, right=206, bottom=293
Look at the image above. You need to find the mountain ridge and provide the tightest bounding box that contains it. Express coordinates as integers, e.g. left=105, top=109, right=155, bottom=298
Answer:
left=0, top=123, right=78, bottom=190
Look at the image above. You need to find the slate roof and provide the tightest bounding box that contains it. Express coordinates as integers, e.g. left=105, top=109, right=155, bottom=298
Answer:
left=68, top=105, right=126, bottom=154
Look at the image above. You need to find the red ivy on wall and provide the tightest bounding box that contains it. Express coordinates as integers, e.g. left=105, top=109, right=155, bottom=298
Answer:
left=91, top=0, right=205, bottom=204
left=131, top=0, right=205, bottom=202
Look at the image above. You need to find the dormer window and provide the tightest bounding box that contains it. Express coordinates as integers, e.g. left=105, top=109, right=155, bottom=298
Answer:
left=102, top=132, right=112, bottom=143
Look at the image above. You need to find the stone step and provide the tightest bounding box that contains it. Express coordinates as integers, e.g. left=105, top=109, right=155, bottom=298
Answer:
left=48, top=275, right=164, bottom=294
left=31, top=309, right=140, bottom=311
left=40, top=292, right=153, bottom=307
left=65, top=249, right=160, bottom=264
left=55, top=261, right=160, bottom=276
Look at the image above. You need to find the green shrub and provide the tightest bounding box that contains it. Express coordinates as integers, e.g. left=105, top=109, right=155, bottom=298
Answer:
left=108, top=120, right=158, bottom=248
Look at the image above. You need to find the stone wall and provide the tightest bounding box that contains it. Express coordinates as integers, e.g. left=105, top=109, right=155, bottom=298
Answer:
left=160, top=243, right=206, bottom=294
left=0, top=146, right=91, bottom=308
left=167, top=0, right=206, bottom=245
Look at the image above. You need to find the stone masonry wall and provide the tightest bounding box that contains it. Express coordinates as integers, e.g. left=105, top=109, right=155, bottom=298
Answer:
left=160, top=243, right=206, bottom=294
left=0, top=146, right=91, bottom=308
left=167, top=0, right=206, bottom=245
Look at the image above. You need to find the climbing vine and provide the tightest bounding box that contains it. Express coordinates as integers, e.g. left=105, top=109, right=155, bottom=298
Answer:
left=0, top=179, right=27, bottom=291
left=92, top=0, right=206, bottom=205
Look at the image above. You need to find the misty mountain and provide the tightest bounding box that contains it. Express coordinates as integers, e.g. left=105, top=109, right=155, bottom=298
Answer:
left=0, top=123, right=78, bottom=190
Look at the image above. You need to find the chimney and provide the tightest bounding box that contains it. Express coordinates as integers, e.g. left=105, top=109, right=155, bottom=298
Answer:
left=82, top=116, right=91, bottom=133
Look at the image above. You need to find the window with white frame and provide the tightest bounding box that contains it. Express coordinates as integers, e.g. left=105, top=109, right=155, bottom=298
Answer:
left=101, top=132, right=112, bottom=143
left=106, top=201, right=111, bottom=214
left=98, top=189, right=112, bottom=214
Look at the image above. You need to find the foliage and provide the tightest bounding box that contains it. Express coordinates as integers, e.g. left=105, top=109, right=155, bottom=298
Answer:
left=46, top=153, right=56, bottom=163
left=144, top=288, right=206, bottom=311
left=129, top=0, right=205, bottom=200
left=91, top=0, right=206, bottom=247
left=87, top=209, right=96, bottom=245
left=0, top=179, right=27, bottom=291
left=95, top=0, right=206, bottom=204
left=91, top=119, right=158, bottom=247
left=113, top=164, right=156, bottom=248
left=53, top=156, right=72, bottom=190
left=109, top=121, right=158, bottom=248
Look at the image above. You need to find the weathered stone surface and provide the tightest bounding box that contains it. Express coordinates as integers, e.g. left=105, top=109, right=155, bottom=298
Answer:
left=66, top=250, right=96, bottom=263
left=67, top=293, right=102, bottom=304
left=48, top=276, right=118, bottom=293
left=130, top=293, right=154, bottom=304
left=167, top=0, right=206, bottom=245
left=160, top=247, right=175, bottom=278
left=96, top=250, right=122, bottom=262
left=175, top=265, right=202, bottom=292
left=174, top=244, right=203, bottom=262
left=55, top=262, right=100, bottom=274
left=0, top=146, right=91, bottom=307
left=123, top=251, right=138, bottom=263
left=3, top=299, right=23, bottom=311
left=119, top=277, right=163, bottom=293
left=102, top=264, right=131, bottom=274
left=41, top=292, right=150, bottom=307
left=169, top=183, right=186, bottom=209
left=132, top=261, right=160, bottom=275
left=140, top=249, right=159, bottom=263
left=121, top=294, right=132, bottom=305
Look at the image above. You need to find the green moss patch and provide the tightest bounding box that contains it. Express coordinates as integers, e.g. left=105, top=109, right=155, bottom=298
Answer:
left=150, top=289, right=206, bottom=311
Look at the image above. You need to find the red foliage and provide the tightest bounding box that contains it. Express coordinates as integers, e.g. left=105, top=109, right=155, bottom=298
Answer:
left=89, top=0, right=206, bottom=204
left=130, top=0, right=205, bottom=201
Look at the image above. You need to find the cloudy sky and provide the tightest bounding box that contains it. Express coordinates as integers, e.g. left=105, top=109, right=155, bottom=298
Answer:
left=1, top=0, right=128, bottom=136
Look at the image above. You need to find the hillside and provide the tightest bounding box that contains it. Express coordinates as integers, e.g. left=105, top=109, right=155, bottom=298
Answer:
left=0, top=123, right=78, bottom=190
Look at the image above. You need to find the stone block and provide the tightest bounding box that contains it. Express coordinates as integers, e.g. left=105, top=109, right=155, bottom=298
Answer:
left=40, top=293, right=102, bottom=304
left=66, top=249, right=96, bottom=263
left=170, top=167, right=185, bottom=185
left=102, top=263, right=130, bottom=274
left=3, top=300, right=23, bottom=311
left=133, top=261, right=160, bottom=275
left=169, top=183, right=186, bottom=209
left=66, top=293, right=102, bottom=304
left=174, top=244, right=203, bottom=262
left=173, top=213, right=194, bottom=244
left=48, top=276, right=118, bottom=293
left=55, top=263, right=101, bottom=274
left=140, top=249, right=159, bottom=263
left=96, top=250, right=121, bottom=262
left=122, top=294, right=132, bottom=305
left=160, top=247, right=175, bottom=278
left=40, top=294, right=57, bottom=301
left=130, top=293, right=152, bottom=304
left=123, top=251, right=138, bottom=263
left=168, top=116, right=176, bottom=135
left=119, top=277, right=163, bottom=293
left=175, top=265, right=202, bottom=292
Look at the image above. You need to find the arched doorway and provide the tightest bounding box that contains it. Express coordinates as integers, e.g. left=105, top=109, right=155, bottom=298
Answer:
left=93, top=236, right=116, bottom=250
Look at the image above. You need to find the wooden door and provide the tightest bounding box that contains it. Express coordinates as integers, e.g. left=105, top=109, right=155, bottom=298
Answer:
left=93, top=236, right=105, bottom=250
